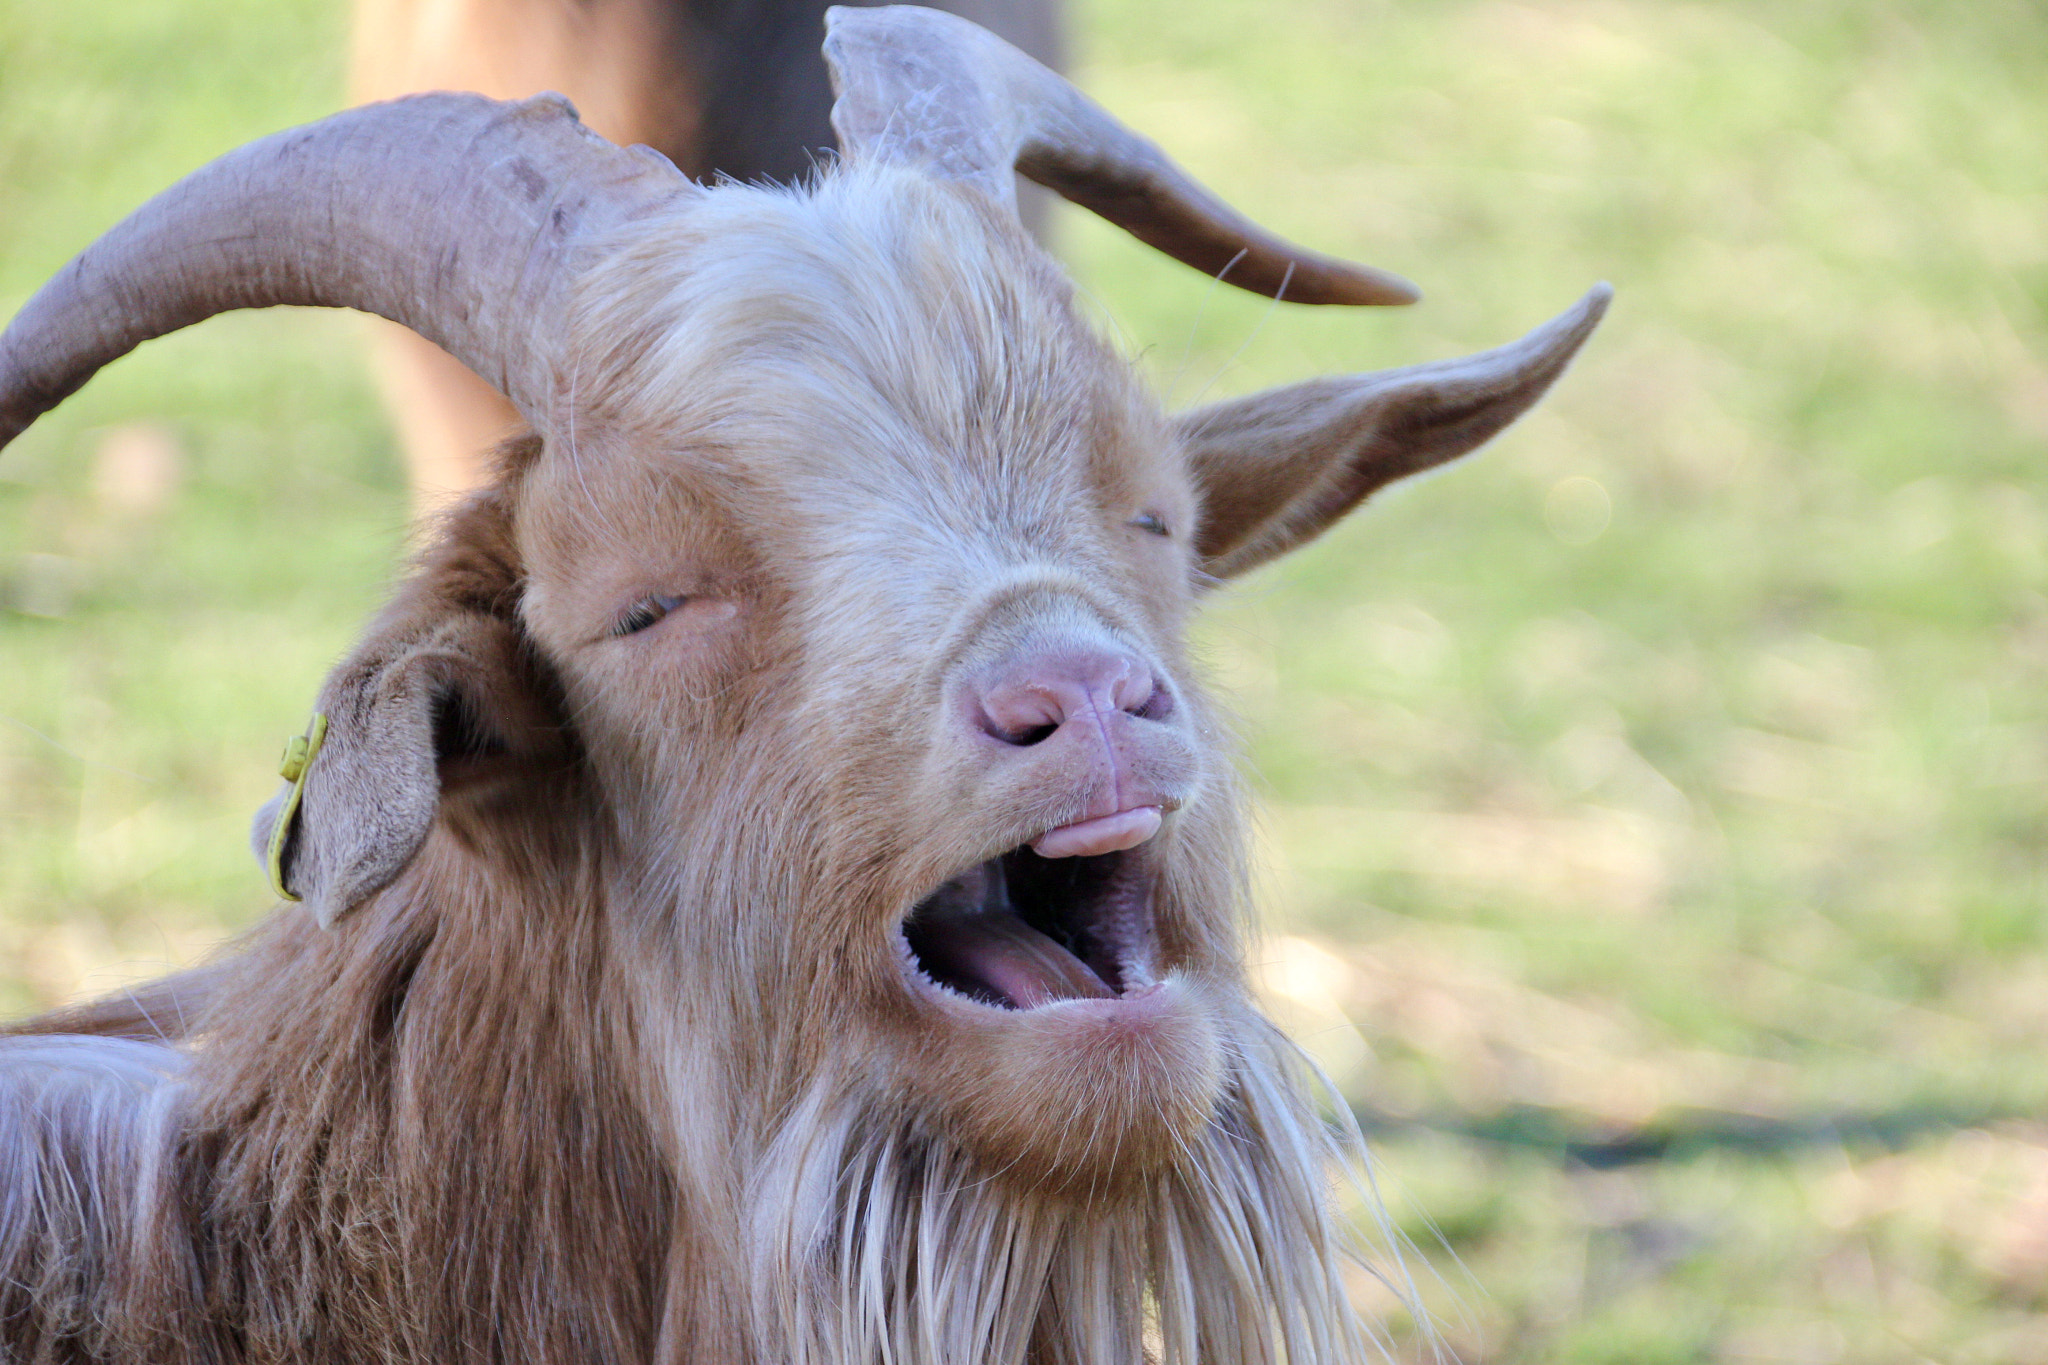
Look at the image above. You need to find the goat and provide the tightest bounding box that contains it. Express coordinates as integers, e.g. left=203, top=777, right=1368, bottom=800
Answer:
left=351, top=0, right=1061, bottom=502
left=0, top=8, right=1608, bottom=1361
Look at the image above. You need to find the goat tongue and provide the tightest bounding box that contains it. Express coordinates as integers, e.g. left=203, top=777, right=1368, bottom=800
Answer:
left=912, top=906, right=1114, bottom=1008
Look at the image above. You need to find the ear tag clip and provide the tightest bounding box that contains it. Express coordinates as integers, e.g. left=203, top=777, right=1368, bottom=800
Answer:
left=266, top=712, right=328, bottom=903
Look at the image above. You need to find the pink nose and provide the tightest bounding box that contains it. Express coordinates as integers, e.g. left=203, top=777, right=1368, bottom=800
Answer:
left=974, top=649, right=1172, bottom=746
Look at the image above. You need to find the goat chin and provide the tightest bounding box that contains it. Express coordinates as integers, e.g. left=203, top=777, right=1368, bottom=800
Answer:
left=882, top=974, right=1230, bottom=1197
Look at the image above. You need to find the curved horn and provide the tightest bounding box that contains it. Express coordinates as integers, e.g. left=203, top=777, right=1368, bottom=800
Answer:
left=0, top=93, right=690, bottom=450
left=823, top=4, right=1419, bottom=307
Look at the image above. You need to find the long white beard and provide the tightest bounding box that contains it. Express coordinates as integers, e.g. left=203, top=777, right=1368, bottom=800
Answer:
left=746, top=1019, right=1412, bottom=1365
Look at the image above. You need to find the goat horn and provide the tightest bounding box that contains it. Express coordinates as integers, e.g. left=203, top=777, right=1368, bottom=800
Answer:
left=823, top=5, right=1420, bottom=307
left=0, top=93, right=690, bottom=450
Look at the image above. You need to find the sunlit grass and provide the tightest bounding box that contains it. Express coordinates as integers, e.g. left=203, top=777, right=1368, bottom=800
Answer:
left=5, top=0, right=2046, bottom=1357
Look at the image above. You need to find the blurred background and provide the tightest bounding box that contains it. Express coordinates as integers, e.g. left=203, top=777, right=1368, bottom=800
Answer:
left=2, top=0, right=2044, bottom=1358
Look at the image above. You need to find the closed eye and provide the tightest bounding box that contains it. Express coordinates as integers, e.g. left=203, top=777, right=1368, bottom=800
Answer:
left=1127, top=511, right=1170, bottom=538
left=612, top=593, right=688, bottom=637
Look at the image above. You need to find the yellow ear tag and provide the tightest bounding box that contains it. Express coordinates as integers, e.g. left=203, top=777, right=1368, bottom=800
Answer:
left=266, top=712, right=328, bottom=903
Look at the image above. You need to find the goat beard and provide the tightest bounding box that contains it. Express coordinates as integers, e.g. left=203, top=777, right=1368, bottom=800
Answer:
left=0, top=941, right=1407, bottom=1365
left=746, top=1014, right=1396, bottom=1365
left=0, top=787, right=1411, bottom=1362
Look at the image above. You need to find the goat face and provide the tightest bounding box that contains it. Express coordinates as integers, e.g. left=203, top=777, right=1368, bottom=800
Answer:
left=0, top=0, right=1607, bottom=1241
left=519, top=172, right=1232, bottom=1190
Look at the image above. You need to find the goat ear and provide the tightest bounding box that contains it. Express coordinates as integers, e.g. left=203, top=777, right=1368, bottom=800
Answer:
left=1183, top=285, right=1610, bottom=580
left=250, top=491, right=565, bottom=928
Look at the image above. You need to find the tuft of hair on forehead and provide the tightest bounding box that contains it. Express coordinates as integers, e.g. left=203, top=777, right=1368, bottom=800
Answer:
left=560, top=162, right=1153, bottom=485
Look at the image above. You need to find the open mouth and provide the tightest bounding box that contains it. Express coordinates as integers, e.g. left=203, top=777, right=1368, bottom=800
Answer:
left=900, top=845, right=1157, bottom=1010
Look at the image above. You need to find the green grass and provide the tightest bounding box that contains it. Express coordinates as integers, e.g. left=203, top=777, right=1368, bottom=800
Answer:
left=5, top=0, right=2047, bottom=1358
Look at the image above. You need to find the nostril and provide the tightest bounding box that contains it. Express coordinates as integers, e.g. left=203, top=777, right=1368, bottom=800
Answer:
left=1131, top=679, right=1175, bottom=722
left=976, top=696, right=1066, bottom=747
left=1107, top=659, right=1161, bottom=718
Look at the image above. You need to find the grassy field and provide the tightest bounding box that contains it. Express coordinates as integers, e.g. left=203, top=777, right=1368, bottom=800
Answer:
left=4, top=0, right=2045, bottom=1359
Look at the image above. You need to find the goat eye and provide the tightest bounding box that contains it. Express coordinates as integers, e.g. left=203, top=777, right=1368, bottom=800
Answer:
left=1127, top=511, right=1170, bottom=538
left=612, top=593, right=687, bottom=637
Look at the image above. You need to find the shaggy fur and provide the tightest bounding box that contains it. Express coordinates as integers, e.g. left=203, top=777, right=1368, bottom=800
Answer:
left=2, top=144, right=1602, bottom=1361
